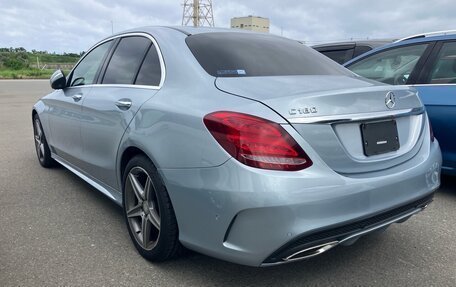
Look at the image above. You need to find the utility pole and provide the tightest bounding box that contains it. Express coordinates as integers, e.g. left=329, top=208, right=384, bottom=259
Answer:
left=110, top=20, right=114, bottom=34
left=181, top=0, right=214, bottom=27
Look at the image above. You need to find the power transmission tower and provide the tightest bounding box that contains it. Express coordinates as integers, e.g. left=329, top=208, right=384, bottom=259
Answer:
left=181, top=0, right=215, bottom=27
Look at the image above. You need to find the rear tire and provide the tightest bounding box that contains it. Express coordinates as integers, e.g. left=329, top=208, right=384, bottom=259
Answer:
left=33, top=114, right=54, bottom=168
left=122, top=155, right=182, bottom=262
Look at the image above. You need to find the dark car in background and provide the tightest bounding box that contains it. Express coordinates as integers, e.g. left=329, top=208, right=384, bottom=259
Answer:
left=313, top=39, right=394, bottom=64
left=345, top=30, right=456, bottom=175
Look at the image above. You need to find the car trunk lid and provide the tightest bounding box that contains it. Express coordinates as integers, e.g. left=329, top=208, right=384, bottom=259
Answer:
left=215, top=75, right=425, bottom=174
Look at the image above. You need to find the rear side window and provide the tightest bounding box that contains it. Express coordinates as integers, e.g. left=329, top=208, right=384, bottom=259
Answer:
left=427, top=42, right=456, bottom=84
left=320, top=49, right=354, bottom=64
left=347, top=44, right=428, bottom=85
left=103, top=36, right=151, bottom=84
left=353, top=45, right=372, bottom=58
left=186, top=32, right=352, bottom=77
left=135, top=45, right=162, bottom=86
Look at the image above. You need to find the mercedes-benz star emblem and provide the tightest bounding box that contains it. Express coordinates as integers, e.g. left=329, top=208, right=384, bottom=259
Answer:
left=385, top=91, right=396, bottom=109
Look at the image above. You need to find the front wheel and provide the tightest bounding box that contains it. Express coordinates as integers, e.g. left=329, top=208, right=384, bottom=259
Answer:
left=33, top=114, right=54, bottom=168
left=123, top=155, right=182, bottom=262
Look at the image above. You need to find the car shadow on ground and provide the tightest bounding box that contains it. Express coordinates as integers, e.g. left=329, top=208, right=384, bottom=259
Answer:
left=56, top=163, right=385, bottom=283
left=440, top=175, right=456, bottom=195
left=153, top=232, right=390, bottom=285
left=55, top=164, right=455, bottom=285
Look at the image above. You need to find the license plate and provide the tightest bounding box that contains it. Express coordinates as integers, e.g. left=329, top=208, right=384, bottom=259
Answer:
left=361, top=120, right=400, bottom=156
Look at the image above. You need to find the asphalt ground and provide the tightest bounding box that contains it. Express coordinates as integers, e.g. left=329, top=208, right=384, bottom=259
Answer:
left=0, top=80, right=455, bottom=286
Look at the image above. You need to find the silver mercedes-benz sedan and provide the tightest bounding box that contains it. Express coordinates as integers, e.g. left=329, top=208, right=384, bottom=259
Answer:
left=32, top=26, right=441, bottom=267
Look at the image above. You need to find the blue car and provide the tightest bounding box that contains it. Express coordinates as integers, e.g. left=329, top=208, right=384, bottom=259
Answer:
left=345, top=31, right=456, bottom=175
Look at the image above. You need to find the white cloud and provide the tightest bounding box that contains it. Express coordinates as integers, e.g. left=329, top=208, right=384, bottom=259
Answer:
left=0, top=0, right=454, bottom=52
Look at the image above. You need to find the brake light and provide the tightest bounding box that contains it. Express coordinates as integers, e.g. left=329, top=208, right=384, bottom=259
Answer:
left=203, top=111, right=312, bottom=171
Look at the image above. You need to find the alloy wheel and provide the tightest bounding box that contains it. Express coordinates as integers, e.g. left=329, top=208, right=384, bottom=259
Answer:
left=34, top=119, right=45, bottom=161
left=125, top=167, right=161, bottom=250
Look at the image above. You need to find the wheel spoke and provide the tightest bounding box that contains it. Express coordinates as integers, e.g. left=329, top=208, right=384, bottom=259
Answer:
left=126, top=204, right=143, bottom=218
left=35, top=121, right=42, bottom=137
left=144, top=177, right=151, bottom=201
left=128, top=173, right=145, bottom=201
left=39, top=143, right=45, bottom=157
left=148, top=208, right=161, bottom=230
left=141, top=215, right=152, bottom=248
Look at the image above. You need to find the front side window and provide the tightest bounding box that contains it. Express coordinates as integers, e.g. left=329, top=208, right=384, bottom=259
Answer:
left=70, top=40, right=113, bottom=87
left=427, top=42, right=456, bottom=84
left=102, top=36, right=151, bottom=84
left=348, top=44, right=428, bottom=85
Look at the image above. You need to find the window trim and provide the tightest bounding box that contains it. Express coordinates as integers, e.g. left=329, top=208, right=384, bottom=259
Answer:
left=66, top=32, right=166, bottom=90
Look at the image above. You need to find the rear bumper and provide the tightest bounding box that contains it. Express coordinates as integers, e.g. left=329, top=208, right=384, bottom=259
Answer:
left=261, top=193, right=433, bottom=266
left=159, top=138, right=441, bottom=267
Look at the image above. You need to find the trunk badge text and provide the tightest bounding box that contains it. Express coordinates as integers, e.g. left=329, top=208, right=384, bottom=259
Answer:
left=289, top=107, right=318, bottom=116
left=385, top=92, right=396, bottom=109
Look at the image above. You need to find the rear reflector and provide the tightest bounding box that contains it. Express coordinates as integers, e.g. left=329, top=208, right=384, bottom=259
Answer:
left=203, top=111, right=312, bottom=171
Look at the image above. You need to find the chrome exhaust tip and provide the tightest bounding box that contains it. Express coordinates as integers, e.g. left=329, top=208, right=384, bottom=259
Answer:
left=282, top=241, right=339, bottom=262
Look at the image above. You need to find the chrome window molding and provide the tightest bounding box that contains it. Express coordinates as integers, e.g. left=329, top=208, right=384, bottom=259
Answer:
left=67, top=32, right=166, bottom=90
left=411, top=83, right=456, bottom=87
left=66, top=83, right=160, bottom=91
left=287, top=107, right=425, bottom=124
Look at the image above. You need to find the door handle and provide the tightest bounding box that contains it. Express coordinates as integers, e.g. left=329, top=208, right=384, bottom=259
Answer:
left=72, top=94, right=83, bottom=102
left=115, top=99, right=132, bottom=110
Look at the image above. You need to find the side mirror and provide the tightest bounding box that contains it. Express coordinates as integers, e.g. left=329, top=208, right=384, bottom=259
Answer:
left=50, top=69, right=67, bottom=90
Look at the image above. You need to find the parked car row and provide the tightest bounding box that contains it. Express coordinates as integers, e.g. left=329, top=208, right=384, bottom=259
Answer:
left=33, top=27, right=441, bottom=267
left=314, top=31, right=456, bottom=175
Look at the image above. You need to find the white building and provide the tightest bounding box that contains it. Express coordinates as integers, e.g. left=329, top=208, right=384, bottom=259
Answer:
left=230, top=16, right=270, bottom=33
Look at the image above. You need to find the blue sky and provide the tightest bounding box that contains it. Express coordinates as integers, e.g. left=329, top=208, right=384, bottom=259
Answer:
left=0, top=0, right=454, bottom=52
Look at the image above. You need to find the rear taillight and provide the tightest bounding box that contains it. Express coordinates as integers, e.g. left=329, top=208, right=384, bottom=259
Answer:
left=429, top=119, right=435, bottom=142
left=203, top=111, right=312, bottom=171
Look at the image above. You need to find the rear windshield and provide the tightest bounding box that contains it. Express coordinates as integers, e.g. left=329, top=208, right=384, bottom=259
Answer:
left=186, top=32, right=352, bottom=77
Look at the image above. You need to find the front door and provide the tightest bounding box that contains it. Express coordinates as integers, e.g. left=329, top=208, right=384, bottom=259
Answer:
left=47, top=39, right=114, bottom=165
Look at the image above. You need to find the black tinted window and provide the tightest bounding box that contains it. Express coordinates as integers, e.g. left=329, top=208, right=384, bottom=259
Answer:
left=135, top=45, right=162, bottom=86
left=353, top=46, right=372, bottom=58
left=103, top=36, right=150, bottom=84
left=186, top=33, right=352, bottom=77
left=321, top=49, right=354, bottom=64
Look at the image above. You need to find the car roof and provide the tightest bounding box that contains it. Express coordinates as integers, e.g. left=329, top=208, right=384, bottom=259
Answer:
left=134, top=25, right=264, bottom=36
left=344, top=33, right=456, bottom=66
left=312, top=39, right=395, bottom=49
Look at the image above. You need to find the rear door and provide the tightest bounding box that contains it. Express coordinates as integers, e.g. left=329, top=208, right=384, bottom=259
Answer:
left=413, top=40, right=456, bottom=170
left=80, top=34, right=164, bottom=189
